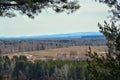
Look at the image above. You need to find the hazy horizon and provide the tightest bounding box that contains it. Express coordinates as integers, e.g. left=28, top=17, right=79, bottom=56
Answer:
left=0, top=0, right=110, bottom=37
left=0, top=32, right=104, bottom=38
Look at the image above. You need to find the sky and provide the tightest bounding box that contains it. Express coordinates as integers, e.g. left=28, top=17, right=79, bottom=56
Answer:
left=0, top=0, right=110, bottom=37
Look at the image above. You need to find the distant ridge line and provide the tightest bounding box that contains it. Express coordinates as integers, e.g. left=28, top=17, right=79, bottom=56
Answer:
left=0, top=32, right=104, bottom=39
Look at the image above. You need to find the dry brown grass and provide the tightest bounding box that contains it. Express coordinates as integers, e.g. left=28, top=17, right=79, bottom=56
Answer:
left=1, top=46, right=107, bottom=60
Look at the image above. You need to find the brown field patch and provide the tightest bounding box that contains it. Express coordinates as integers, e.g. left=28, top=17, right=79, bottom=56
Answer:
left=1, top=46, right=107, bottom=60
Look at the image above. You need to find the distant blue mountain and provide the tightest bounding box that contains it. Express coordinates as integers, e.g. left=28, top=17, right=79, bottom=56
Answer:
left=0, top=32, right=105, bottom=39
left=27, top=32, right=105, bottom=39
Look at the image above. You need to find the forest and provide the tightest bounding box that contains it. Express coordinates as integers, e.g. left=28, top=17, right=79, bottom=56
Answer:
left=0, top=39, right=106, bottom=54
left=0, top=55, right=89, bottom=80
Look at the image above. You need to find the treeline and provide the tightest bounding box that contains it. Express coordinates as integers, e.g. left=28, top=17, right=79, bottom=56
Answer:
left=0, top=39, right=106, bottom=53
left=0, top=55, right=90, bottom=80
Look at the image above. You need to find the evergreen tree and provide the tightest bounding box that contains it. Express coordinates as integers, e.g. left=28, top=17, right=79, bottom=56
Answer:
left=87, top=0, right=120, bottom=80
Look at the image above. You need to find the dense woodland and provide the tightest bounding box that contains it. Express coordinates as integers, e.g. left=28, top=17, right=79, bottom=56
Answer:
left=0, top=55, right=89, bottom=80
left=0, top=39, right=106, bottom=54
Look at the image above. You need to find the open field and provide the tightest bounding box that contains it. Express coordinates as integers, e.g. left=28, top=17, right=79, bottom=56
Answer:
left=1, top=46, right=107, bottom=60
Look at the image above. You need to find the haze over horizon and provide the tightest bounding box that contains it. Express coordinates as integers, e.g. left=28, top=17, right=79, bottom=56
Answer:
left=0, top=0, right=110, bottom=37
left=0, top=32, right=104, bottom=39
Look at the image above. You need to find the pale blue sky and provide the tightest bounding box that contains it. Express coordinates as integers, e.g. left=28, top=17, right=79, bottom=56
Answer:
left=0, top=0, right=110, bottom=37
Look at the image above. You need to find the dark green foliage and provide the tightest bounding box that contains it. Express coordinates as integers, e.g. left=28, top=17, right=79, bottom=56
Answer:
left=0, top=0, right=80, bottom=18
left=98, top=21, right=120, bottom=54
left=96, top=0, right=120, bottom=21
left=87, top=46, right=120, bottom=80
left=0, top=55, right=90, bottom=80
left=86, top=0, right=120, bottom=80
left=18, top=55, right=28, bottom=61
left=86, top=22, right=120, bottom=80
left=86, top=0, right=120, bottom=79
left=0, top=56, right=13, bottom=80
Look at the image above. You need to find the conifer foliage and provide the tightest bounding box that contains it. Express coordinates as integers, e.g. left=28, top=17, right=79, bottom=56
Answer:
left=0, top=0, right=80, bottom=18
left=87, top=0, right=120, bottom=80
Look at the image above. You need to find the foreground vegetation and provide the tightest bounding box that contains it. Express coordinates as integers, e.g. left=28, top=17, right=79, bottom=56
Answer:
left=0, top=55, right=89, bottom=80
